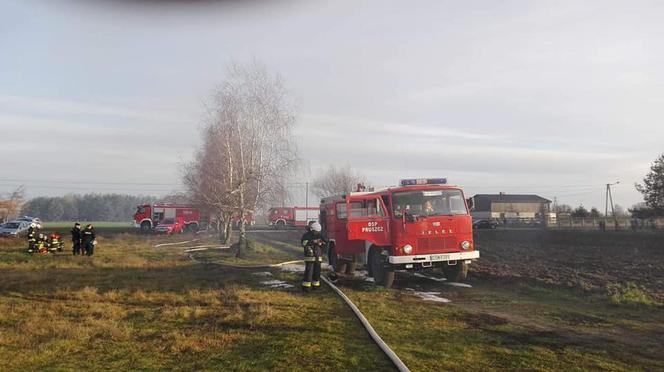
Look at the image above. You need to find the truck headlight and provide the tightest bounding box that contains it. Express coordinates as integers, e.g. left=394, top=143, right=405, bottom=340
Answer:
left=403, top=244, right=413, bottom=254
left=460, top=240, right=471, bottom=250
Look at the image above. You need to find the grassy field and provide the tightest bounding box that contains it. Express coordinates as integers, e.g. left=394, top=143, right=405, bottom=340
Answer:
left=0, top=233, right=393, bottom=371
left=335, top=275, right=663, bottom=371
left=1, top=230, right=662, bottom=371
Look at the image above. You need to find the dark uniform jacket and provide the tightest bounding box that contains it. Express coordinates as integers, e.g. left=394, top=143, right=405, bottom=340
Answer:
left=82, top=227, right=96, bottom=245
left=300, top=231, right=327, bottom=262
left=71, top=227, right=82, bottom=243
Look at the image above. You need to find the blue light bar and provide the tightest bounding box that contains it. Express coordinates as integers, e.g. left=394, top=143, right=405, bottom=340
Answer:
left=426, top=178, right=447, bottom=185
left=400, top=178, right=447, bottom=186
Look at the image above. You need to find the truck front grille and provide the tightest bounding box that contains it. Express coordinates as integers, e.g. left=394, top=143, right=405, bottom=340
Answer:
left=416, top=237, right=456, bottom=253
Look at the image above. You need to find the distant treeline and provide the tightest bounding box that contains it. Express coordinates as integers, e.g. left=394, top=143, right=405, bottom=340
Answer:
left=21, top=194, right=161, bottom=222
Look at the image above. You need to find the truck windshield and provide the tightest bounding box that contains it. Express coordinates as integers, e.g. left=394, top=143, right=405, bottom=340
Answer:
left=136, top=206, right=146, bottom=214
left=392, top=189, right=467, bottom=217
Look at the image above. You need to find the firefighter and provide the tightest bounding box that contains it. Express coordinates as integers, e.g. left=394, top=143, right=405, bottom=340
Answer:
left=71, top=222, right=82, bottom=255
left=26, top=223, right=37, bottom=253
left=301, top=222, right=326, bottom=292
left=424, top=200, right=435, bottom=215
left=81, top=224, right=96, bottom=256
left=37, top=233, right=49, bottom=254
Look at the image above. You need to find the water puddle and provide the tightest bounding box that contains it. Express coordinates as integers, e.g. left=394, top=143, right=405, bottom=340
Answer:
left=406, top=289, right=451, bottom=303
left=279, top=264, right=305, bottom=273
left=413, top=272, right=446, bottom=282
left=260, top=280, right=294, bottom=289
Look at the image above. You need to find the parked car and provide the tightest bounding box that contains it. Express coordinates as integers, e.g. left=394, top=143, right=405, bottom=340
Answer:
left=15, top=216, right=42, bottom=228
left=473, top=219, right=498, bottom=229
left=0, top=220, right=31, bottom=237
left=154, top=218, right=184, bottom=235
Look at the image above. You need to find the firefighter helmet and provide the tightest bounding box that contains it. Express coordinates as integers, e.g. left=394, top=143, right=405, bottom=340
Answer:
left=310, top=222, right=322, bottom=232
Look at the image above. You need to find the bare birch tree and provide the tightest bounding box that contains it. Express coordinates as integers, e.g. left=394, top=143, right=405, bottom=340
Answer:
left=184, top=62, right=298, bottom=257
left=0, top=185, right=26, bottom=222
left=311, top=164, right=366, bottom=198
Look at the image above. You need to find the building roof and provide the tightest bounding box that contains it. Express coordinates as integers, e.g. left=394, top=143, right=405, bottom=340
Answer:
left=471, top=194, right=551, bottom=212
left=472, top=194, right=551, bottom=203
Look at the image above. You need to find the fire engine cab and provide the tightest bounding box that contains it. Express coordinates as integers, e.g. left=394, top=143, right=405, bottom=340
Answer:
left=133, top=204, right=205, bottom=233
left=320, top=178, right=479, bottom=288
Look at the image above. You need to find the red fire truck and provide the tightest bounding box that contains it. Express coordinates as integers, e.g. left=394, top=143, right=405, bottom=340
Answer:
left=133, top=204, right=206, bottom=233
left=232, top=213, right=256, bottom=228
left=320, top=178, right=479, bottom=287
left=268, top=207, right=320, bottom=229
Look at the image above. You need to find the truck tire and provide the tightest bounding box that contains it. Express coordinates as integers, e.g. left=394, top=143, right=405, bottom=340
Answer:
left=327, top=245, right=346, bottom=273
left=443, top=262, right=469, bottom=282
left=140, top=221, right=151, bottom=234
left=370, top=249, right=394, bottom=288
left=275, top=220, right=286, bottom=230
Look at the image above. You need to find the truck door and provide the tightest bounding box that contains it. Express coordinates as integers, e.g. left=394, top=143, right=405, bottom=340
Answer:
left=346, top=196, right=391, bottom=246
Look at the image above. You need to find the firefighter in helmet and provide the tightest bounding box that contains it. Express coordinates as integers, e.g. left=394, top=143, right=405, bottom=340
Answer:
left=300, top=222, right=326, bottom=292
left=26, top=223, right=37, bottom=253
left=71, top=222, right=82, bottom=255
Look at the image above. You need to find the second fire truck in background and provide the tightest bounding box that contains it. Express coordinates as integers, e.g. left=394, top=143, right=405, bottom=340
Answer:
left=268, top=207, right=320, bottom=229
left=133, top=204, right=207, bottom=233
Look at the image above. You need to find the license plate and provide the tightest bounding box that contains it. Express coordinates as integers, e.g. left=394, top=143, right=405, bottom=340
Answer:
left=430, top=254, right=450, bottom=261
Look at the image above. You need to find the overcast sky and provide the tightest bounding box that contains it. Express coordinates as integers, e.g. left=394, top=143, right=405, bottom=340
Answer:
left=1, top=0, right=662, bottom=210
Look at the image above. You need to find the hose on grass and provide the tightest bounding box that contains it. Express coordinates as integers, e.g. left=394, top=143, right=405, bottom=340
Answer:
left=154, top=238, right=204, bottom=248
left=186, top=247, right=410, bottom=372
left=321, top=275, right=410, bottom=372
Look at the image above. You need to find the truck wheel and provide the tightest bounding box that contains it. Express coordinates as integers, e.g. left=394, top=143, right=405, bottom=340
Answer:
left=276, top=220, right=286, bottom=230
left=140, top=221, right=151, bottom=234
left=443, top=262, right=469, bottom=282
left=328, top=244, right=343, bottom=273
left=370, top=249, right=394, bottom=288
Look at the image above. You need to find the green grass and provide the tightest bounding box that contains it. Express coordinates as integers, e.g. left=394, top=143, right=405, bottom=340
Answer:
left=331, top=275, right=664, bottom=371
left=2, top=230, right=663, bottom=371
left=0, top=234, right=393, bottom=371
left=608, top=282, right=659, bottom=307
left=193, top=238, right=302, bottom=267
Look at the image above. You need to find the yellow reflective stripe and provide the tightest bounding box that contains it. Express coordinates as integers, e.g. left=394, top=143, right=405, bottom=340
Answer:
left=312, top=281, right=320, bottom=286
left=301, top=240, right=309, bottom=247
left=304, top=257, right=317, bottom=262
left=302, top=282, right=311, bottom=287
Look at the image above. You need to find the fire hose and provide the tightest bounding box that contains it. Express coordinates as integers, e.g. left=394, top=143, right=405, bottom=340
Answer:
left=182, top=245, right=410, bottom=372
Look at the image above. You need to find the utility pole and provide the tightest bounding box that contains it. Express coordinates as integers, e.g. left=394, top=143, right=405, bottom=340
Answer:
left=305, top=182, right=309, bottom=209
left=604, top=181, right=619, bottom=230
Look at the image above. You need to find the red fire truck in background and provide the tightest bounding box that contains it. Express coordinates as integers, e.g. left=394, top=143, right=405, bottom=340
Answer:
left=320, top=178, right=479, bottom=288
left=232, top=213, right=256, bottom=228
left=133, top=204, right=206, bottom=233
left=268, top=207, right=320, bottom=229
